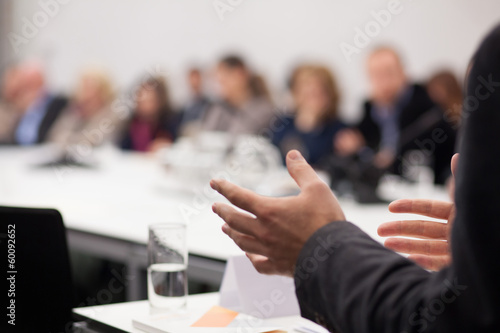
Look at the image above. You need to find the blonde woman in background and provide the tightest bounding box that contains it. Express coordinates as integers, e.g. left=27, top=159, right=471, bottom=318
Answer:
left=48, top=68, right=122, bottom=148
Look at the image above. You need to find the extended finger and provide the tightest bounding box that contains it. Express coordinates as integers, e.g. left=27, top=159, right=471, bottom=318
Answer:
left=388, top=199, right=453, bottom=220
left=211, top=179, right=263, bottom=215
left=384, top=238, right=449, bottom=256
left=408, top=254, right=451, bottom=271
left=212, top=203, right=261, bottom=238
left=451, top=153, right=459, bottom=178
left=221, top=225, right=268, bottom=257
left=286, top=150, right=321, bottom=189
left=246, top=253, right=278, bottom=275
left=377, top=220, right=448, bottom=239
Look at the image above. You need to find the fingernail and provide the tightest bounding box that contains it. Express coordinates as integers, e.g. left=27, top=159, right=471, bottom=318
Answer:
left=210, top=180, right=219, bottom=191
left=222, top=224, right=228, bottom=233
left=212, top=203, right=217, bottom=213
left=289, top=150, right=303, bottom=160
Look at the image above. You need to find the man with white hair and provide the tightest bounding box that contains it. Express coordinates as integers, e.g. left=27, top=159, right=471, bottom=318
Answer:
left=12, top=61, right=68, bottom=145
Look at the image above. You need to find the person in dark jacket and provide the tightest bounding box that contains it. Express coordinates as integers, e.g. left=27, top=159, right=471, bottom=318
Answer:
left=335, top=48, right=456, bottom=184
left=210, top=23, right=500, bottom=332
left=178, top=68, right=212, bottom=137
left=120, top=76, right=178, bottom=152
left=272, top=64, right=345, bottom=167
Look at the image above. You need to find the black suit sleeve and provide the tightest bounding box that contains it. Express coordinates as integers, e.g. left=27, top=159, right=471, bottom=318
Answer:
left=294, top=24, right=500, bottom=333
left=37, top=96, right=68, bottom=143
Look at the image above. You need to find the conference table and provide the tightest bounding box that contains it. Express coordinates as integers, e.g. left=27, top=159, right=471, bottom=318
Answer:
left=72, top=292, right=330, bottom=333
left=0, top=144, right=450, bottom=301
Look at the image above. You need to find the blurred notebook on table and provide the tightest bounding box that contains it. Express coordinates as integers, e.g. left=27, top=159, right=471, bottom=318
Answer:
left=132, top=304, right=286, bottom=333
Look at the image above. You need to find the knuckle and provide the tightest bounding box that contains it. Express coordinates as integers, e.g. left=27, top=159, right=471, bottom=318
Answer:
left=260, top=230, right=275, bottom=246
left=308, top=180, right=329, bottom=193
left=257, top=203, right=275, bottom=220
left=224, top=212, right=235, bottom=226
left=232, top=233, right=243, bottom=246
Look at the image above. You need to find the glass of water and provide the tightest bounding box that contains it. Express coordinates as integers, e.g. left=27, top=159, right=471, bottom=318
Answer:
left=148, top=223, right=188, bottom=312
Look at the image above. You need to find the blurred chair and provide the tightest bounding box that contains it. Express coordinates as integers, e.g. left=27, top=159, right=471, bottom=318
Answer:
left=0, top=206, right=74, bottom=333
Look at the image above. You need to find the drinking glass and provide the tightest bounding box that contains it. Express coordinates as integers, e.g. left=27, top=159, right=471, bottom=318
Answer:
left=148, top=223, right=188, bottom=311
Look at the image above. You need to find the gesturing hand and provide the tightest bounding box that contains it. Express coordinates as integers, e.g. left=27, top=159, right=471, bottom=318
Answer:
left=377, top=154, right=459, bottom=271
left=378, top=199, right=454, bottom=271
left=211, top=150, right=345, bottom=277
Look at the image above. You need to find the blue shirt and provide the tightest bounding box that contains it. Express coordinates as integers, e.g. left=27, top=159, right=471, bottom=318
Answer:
left=370, top=85, right=414, bottom=154
left=15, top=93, right=53, bottom=145
left=271, top=115, right=345, bottom=166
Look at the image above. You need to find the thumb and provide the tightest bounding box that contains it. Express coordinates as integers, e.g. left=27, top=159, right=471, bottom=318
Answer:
left=286, top=150, right=319, bottom=189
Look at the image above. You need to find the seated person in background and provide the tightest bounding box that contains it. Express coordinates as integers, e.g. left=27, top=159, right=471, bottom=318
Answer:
left=427, top=70, right=463, bottom=129
left=120, top=76, right=178, bottom=152
left=335, top=47, right=456, bottom=184
left=272, top=64, right=345, bottom=167
left=48, top=68, right=120, bottom=148
left=202, top=55, right=274, bottom=135
left=178, top=68, right=212, bottom=136
left=12, top=61, right=68, bottom=145
left=249, top=73, right=274, bottom=102
left=0, top=65, right=22, bottom=144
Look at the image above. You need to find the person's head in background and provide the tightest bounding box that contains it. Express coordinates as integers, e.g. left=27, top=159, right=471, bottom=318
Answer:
left=249, top=74, right=273, bottom=103
left=73, top=68, right=114, bottom=119
left=427, top=70, right=463, bottom=127
left=187, top=68, right=204, bottom=97
left=13, top=61, right=46, bottom=112
left=215, top=55, right=252, bottom=107
left=134, top=76, right=172, bottom=123
left=289, top=64, right=340, bottom=131
left=1, top=65, right=22, bottom=105
left=367, top=47, right=407, bottom=107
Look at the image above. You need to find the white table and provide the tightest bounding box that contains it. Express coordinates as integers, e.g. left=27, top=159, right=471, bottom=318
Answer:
left=0, top=145, right=450, bottom=300
left=73, top=293, right=327, bottom=333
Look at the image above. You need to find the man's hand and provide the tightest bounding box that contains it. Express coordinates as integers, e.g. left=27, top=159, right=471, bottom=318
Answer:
left=334, top=128, right=365, bottom=156
left=377, top=154, right=459, bottom=271
left=378, top=199, right=454, bottom=271
left=211, top=150, right=345, bottom=277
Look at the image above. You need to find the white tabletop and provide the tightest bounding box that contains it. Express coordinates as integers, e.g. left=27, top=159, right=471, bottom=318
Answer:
left=73, top=292, right=328, bottom=333
left=0, top=145, right=450, bottom=261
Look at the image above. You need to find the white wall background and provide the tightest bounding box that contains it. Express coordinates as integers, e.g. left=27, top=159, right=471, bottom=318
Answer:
left=4, top=0, right=500, bottom=122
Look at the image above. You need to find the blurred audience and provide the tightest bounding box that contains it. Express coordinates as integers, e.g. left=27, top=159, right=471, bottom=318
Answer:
left=178, top=68, right=212, bottom=136
left=12, top=61, right=68, bottom=145
left=334, top=47, right=456, bottom=185
left=47, top=68, right=120, bottom=148
left=427, top=70, right=463, bottom=128
left=272, top=64, right=345, bottom=167
left=202, top=55, right=274, bottom=135
left=0, top=66, right=22, bottom=144
left=120, top=76, right=178, bottom=152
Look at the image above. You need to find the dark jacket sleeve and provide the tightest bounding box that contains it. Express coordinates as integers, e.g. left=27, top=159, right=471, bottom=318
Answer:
left=356, top=102, right=381, bottom=152
left=37, top=96, right=68, bottom=143
left=294, top=24, right=500, bottom=333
